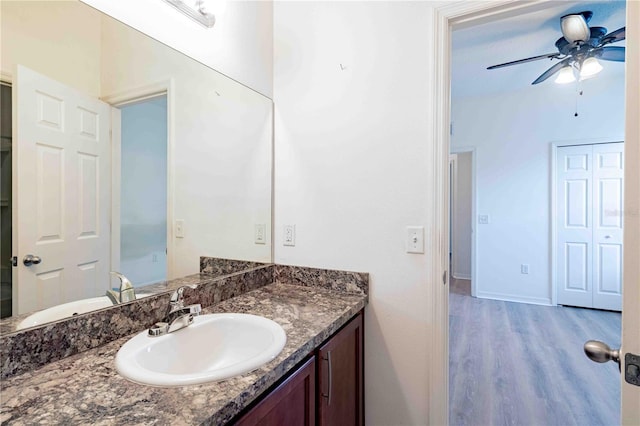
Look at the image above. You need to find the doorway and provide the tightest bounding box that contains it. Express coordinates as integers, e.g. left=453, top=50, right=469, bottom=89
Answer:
left=449, top=149, right=475, bottom=296
left=117, top=95, right=168, bottom=286
left=0, top=82, right=12, bottom=318
left=446, top=3, right=626, bottom=424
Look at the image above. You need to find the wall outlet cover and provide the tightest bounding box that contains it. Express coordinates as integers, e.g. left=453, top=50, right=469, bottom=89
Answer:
left=255, top=224, right=266, bottom=244
left=478, top=215, right=490, bottom=225
left=283, top=225, right=295, bottom=246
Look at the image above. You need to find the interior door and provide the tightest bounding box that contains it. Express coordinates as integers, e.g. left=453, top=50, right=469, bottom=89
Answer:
left=14, top=65, right=111, bottom=314
left=621, top=0, right=640, bottom=418
left=586, top=2, right=640, bottom=420
left=556, top=143, right=623, bottom=310
left=557, top=144, right=594, bottom=308
left=592, top=142, right=624, bottom=311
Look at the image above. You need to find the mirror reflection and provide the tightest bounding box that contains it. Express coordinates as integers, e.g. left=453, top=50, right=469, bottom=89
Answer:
left=0, top=0, right=272, bottom=329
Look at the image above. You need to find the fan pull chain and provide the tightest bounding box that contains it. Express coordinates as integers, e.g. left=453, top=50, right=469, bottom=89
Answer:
left=574, top=80, right=584, bottom=117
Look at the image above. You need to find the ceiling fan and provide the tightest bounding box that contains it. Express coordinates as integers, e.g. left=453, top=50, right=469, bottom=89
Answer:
left=487, top=11, right=626, bottom=85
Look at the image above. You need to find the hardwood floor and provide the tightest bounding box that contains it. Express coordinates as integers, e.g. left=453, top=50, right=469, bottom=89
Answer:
left=449, top=277, right=622, bottom=426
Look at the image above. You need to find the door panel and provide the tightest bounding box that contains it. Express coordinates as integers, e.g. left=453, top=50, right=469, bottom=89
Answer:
left=592, top=142, right=623, bottom=310
left=557, top=145, right=593, bottom=308
left=14, top=65, right=111, bottom=314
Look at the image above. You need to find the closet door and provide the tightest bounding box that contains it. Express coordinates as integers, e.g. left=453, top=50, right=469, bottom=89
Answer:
left=592, top=142, right=624, bottom=310
left=556, top=143, right=624, bottom=310
left=557, top=145, right=593, bottom=308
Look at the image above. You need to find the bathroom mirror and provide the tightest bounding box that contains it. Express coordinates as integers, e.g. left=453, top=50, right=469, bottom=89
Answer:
left=0, top=0, right=272, bottom=331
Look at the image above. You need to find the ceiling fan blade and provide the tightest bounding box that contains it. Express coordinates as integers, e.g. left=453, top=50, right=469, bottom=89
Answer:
left=487, top=53, right=561, bottom=70
left=600, top=27, right=625, bottom=45
left=532, top=58, right=572, bottom=85
left=595, top=46, right=626, bottom=62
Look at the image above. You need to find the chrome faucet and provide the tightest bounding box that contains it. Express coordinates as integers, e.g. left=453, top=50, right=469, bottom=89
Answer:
left=106, top=272, right=136, bottom=304
left=148, top=285, right=201, bottom=336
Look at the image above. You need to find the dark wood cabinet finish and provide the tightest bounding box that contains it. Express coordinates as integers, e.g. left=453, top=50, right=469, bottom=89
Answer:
left=317, top=312, right=364, bottom=426
left=232, top=311, right=364, bottom=426
left=235, top=357, right=316, bottom=426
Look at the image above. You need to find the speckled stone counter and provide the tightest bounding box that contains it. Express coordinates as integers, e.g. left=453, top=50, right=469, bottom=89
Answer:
left=0, top=266, right=273, bottom=379
left=0, top=282, right=368, bottom=425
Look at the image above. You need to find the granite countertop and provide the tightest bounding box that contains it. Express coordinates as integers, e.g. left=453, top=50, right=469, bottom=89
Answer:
left=0, top=282, right=367, bottom=425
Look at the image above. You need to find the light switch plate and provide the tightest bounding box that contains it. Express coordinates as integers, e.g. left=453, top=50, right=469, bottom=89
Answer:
left=175, top=219, right=185, bottom=238
left=406, top=226, right=424, bottom=254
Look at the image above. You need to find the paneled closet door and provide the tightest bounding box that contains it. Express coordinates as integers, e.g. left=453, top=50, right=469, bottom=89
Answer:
left=556, top=143, right=624, bottom=310
left=557, top=145, right=593, bottom=308
left=592, top=143, right=624, bottom=311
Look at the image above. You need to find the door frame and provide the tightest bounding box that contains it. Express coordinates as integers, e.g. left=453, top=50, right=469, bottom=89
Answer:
left=450, top=147, right=476, bottom=296
left=102, top=79, right=175, bottom=280
left=550, top=139, right=624, bottom=307
left=429, top=1, right=640, bottom=424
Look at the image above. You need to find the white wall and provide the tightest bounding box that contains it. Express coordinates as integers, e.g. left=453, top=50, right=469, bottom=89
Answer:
left=452, top=151, right=472, bottom=279
left=80, top=0, right=273, bottom=98
left=0, top=1, right=102, bottom=96
left=120, top=97, right=168, bottom=286
left=451, top=75, right=625, bottom=305
left=101, top=15, right=273, bottom=278
left=274, top=2, right=437, bottom=423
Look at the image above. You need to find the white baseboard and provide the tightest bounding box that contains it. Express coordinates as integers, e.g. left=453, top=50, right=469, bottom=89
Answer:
left=452, top=273, right=471, bottom=280
left=476, top=291, right=552, bottom=306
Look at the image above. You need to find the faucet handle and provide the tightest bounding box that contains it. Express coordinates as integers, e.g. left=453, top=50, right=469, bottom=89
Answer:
left=169, top=284, right=198, bottom=306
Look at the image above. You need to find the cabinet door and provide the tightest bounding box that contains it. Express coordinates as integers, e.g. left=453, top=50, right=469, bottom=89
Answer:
left=235, top=357, right=315, bottom=426
left=318, top=312, right=364, bottom=426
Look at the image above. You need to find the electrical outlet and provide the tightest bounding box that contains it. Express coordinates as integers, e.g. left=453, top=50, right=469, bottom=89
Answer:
left=478, top=215, right=490, bottom=225
left=152, top=254, right=158, bottom=263
left=521, top=264, right=530, bottom=274
left=283, top=225, right=295, bottom=246
left=406, top=226, right=424, bottom=254
left=255, top=224, right=266, bottom=245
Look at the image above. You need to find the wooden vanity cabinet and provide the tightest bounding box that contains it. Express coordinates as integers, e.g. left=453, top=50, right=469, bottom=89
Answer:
left=317, top=312, right=364, bottom=426
left=235, top=357, right=316, bottom=426
left=233, top=311, right=364, bottom=426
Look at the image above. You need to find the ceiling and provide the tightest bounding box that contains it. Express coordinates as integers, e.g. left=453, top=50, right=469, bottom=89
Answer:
left=451, top=1, right=627, bottom=99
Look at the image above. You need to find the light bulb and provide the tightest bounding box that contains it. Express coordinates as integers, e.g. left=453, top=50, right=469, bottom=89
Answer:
left=580, top=57, right=603, bottom=79
left=555, top=66, right=576, bottom=84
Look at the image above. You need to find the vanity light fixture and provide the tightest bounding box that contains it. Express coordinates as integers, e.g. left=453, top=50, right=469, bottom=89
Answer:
left=163, top=0, right=216, bottom=28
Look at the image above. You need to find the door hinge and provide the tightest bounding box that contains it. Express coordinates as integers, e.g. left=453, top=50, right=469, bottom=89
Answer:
left=625, top=353, right=640, bottom=387
left=10, top=256, right=17, bottom=267
left=443, top=271, right=448, bottom=285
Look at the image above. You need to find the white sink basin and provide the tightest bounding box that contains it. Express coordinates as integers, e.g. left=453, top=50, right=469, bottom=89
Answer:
left=115, top=313, right=287, bottom=387
left=16, top=293, right=156, bottom=330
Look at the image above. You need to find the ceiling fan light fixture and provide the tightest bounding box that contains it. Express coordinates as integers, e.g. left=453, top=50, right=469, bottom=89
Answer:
left=555, top=66, right=576, bottom=84
left=561, top=14, right=591, bottom=43
left=580, top=57, right=603, bottom=79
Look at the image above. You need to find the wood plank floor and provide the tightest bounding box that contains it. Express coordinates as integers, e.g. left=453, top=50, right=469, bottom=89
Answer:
left=449, top=278, right=622, bottom=426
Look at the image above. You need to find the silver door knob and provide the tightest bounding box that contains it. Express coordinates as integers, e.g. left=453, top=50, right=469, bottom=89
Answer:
left=584, top=340, right=620, bottom=369
left=23, top=254, right=42, bottom=266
